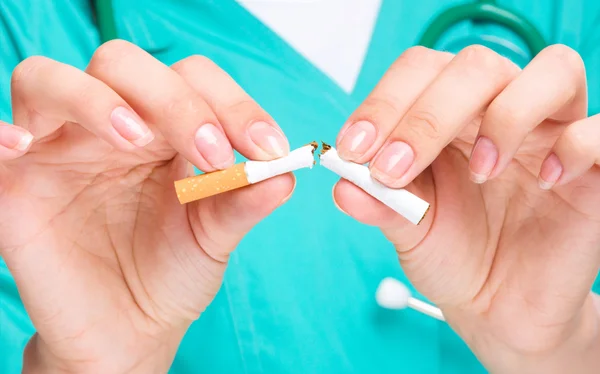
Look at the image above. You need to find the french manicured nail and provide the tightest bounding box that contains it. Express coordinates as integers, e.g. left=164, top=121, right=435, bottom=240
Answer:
left=469, top=137, right=498, bottom=184
left=371, top=141, right=414, bottom=182
left=195, top=123, right=234, bottom=169
left=279, top=175, right=297, bottom=205
left=111, top=107, right=154, bottom=147
left=248, top=121, right=289, bottom=158
left=337, top=120, right=376, bottom=159
left=332, top=184, right=348, bottom=215
left=538, top=153, right=563, bottom=190
left=0, top=126, right=33, bottom=151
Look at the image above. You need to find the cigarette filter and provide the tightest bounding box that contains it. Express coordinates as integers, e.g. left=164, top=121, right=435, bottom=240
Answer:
left=175, top=143, right=317, bottom=204
left=319, top=144, right=430, bottom=225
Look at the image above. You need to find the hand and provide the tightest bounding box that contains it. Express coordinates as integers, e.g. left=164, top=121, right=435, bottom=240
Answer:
left=333, top=45, right=600, bottom=373
left=0, top=40, right=293, bottom=374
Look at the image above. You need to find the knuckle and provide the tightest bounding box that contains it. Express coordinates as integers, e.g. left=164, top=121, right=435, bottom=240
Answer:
left=485, top=99, right=521, bottom=129
left=396, top=46, right=452, bottom=69
left=459, top=44, right=504, bottom=71
left=11, top=56, right=51, bottom=89
left=457, top=45, right=519, bottom=82
left=541, top=44, right=585, bottom=78
left=460, top=44, right=495, bottom=61
left=354, top=95, right=401, bottom=124
left=223, top=98, right=261, bottom=118
left=163, top=93, right=207, bottom=122
left=72, top=83, right=107, bottom=116
left=172, top=55, right=216, bottom=74
left=404, top=108, right=442, bottom=141
left=562, top=121, right=594, bottom=152
left=89, top=39, right=137, bottom=72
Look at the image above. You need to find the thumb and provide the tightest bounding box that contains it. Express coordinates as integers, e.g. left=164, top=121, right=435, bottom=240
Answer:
left=332, top=169, right=435, bottom=251
left=188, top=172, right=295, bottom=262
left=333, top=155, right=491, bottom=306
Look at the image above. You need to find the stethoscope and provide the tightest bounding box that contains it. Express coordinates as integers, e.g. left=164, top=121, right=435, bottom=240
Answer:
left=94, top=0, right=547, bottom=56
left=92, top=0, right=547, bottom=322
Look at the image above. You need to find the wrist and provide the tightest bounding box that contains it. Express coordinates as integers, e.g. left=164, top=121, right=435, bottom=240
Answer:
left=23, top=329, right=186, bottom=374
left=22, top=335, right=68, bottom=374
left=463, top=293, right=600, bottom=374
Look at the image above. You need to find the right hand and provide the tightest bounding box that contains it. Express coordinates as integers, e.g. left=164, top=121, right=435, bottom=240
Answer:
left=0, top=40, right=293, bottom=374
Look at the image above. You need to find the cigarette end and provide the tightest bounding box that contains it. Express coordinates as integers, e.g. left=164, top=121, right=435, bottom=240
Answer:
left=306, top=141, right=319, bottom=154
left=320, top=141, right=332, bottom=156
left=417, top=204, right=431, bottom=225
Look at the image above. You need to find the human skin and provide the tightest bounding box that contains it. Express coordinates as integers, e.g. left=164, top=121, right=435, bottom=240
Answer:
left=1, top=41, right=293, bottom=373
left=0, top=41, right=598, bottom=373
left=333, top=45, right=600, bottom=373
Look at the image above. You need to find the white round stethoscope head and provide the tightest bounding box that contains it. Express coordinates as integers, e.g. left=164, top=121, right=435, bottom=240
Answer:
left=375, top=277, right=411, bottom=309
left=375, top=277, right=446, bottom=322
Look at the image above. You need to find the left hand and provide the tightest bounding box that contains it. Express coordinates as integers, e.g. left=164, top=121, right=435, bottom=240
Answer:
left=333, top=44, right=600, bottom=373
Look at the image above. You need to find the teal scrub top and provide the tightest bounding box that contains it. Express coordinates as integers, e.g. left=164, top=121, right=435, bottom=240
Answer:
left=1, top=1, right=600, bottom=373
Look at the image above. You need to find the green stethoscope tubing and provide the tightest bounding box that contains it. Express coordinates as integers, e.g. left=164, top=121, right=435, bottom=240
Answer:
left=94, top=0, right=546, bottom=55
left=418, top=0, right=547, bottom=56
left=94, top=0, right=118, bottom=44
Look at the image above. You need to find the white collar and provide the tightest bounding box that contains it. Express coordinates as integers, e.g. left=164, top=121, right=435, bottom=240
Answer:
left=238, top=0, right=382, bottom=93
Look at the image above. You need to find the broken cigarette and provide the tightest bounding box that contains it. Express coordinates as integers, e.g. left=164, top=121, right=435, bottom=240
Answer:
left=319, top=143, right=430, bottom=225
left=175, top=142, right=317, bottom=204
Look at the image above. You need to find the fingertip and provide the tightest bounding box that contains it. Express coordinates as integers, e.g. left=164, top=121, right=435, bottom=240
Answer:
left=331, top=181, right=349, bottom=215
left=279, top=173, right=297, bottom=205
left=469, top=172, right=488, bottom=184
left=14, top=132, right=33, bottom=151
left=368, top=140, right=415, bottom=188
left=242, top=172, right=296, bottom=212
left=246, top=121, right=290, bottom=160
left=538, top=152, right=563, bottom=189
left=336, top=120, right=378, bottom=163
left=131, top=129, right=155, bottom=147
left=203, top=172, right=296, bottom=236
left=368, top=165, right=415, bottom=189
left=194, top=123, right=236, bottom=170
left=334, top=179, right=398, bottom=226
left=0, top=125, right=34, bottom=158
left=468, top=136, right=498, bottom=183
left=110, top=106, right=155, bottom=149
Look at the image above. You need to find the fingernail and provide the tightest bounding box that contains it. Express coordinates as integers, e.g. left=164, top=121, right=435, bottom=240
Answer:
left=371, top=141, right=414, bottom=182
left=538, top=153, right=563, bottom=190
left=111, top=107, right=154, bottom=147
left=337, top=121, right=377, bottom=160
left=248, top=121, right=289, bottom=158
left=469, top=137, right=498, bottom=184
left=332, top=184, right=348, bottom=215
left=195, top=123, right=234, bottom=169
left=0, top=126, right=34, bottom=151
left=280, top=175, right=297, bottom=205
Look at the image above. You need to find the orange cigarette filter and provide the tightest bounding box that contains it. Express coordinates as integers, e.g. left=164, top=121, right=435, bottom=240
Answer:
left=175, top=163, right=249, bottom=204
left=175, top=143, right=317, bottom=204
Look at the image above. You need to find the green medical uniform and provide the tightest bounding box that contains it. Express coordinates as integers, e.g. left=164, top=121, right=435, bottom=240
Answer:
left=1, top=1, right=599, bottom=373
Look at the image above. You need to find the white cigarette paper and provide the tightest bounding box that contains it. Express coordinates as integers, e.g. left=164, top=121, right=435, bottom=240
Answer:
left=246, top=143, right=315, bottom=183
left=319, top=146, right=430, bottom=225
